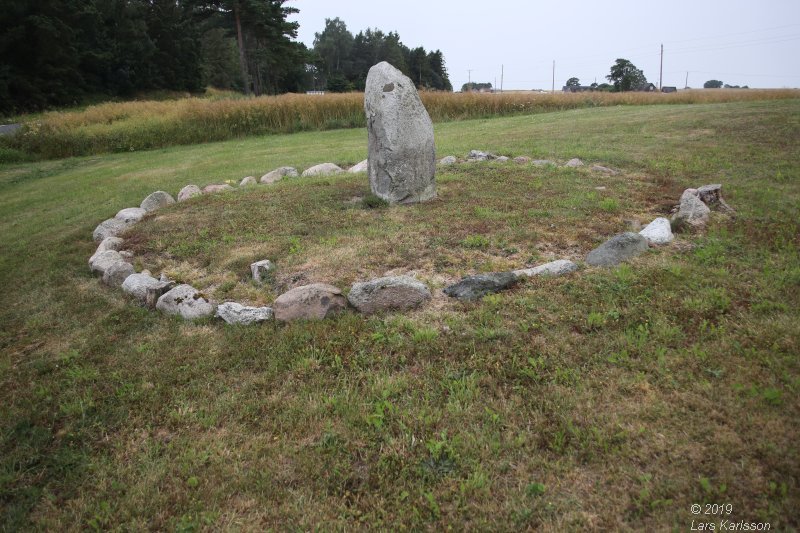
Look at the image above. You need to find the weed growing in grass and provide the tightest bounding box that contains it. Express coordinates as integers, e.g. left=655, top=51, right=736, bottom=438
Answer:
left=461, top=234, right=490, bottom=249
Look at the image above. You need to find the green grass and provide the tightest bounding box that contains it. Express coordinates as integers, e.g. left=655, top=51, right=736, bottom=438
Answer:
left=1, top=100, right=798, bottom=530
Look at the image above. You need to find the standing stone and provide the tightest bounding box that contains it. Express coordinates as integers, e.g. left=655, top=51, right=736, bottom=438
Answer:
left=347, top=276, right=432, bottom=315
left=273, top=283, right=348, bottom=322
left=261, top=167, right=298, bottom=184
left=177, top=185, right=202, bottom=202
left=586, top=232, right=649, bottom=267
left=140, top=191, right=175, bottom=212
left=639, top=217, right=674, bottom=245
left=365, top=61, right=436, bottom=204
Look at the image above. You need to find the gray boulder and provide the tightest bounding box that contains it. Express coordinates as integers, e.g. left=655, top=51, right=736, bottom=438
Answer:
left=697, top=184, right=735, bottom=213
left=250, top=259, right=275, bottom=283
left=177, top=184, right=202, bottom=202
left=467, top=150, right=495, bottom=161
left=495, top=156, right=510, bottom=162
left=348, top=276, right=431, bottom=315
left=89, top=250, right=126, bottom=276
left=639, top=217, right=674, bottom=245
left=671, top=188, right=711, bottom=231
left=102, top=261, right=135, bottom=287
left=586, top=232, right=649, bottom=267
left=348, top=159, right=369, bottom=173
left=365, top=61, right=436, bottom=204
left=443, top=272, right=518, bottom=301
left=89, top=237, right=124, bottom=265
left=202, top=184, right=235, bottom=194
left=115, top=207, right=147, bottom=224
left=122, top=273, right=171, bottom=305
left=273, top=283, right=348, bottom=322
left=514, top=259, right=578, bottom=278
left=301, top=163, right=344, bottom=177
left=93, top=217, right=133, bottom=243
left=140, top=191, right=175, bottom=212
left=215, top=302, right=273, bottom=325
left=513, top=156, right=532, bottom=164
left=438, top=155, right=457, bottom=166
left=260, top=166, right=298, bottom=184
left=156, top=284, right=216, bottom=320
left=239, top=176, right=257, bottom=187
left=564, top=158, right=584, bottom=168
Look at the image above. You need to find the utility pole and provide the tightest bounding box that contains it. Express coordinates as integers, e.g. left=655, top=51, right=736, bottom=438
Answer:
left=552, top=60, right=555, bottom=93
left=467, top=69, right=473, bottom=91
left=685, top=71, right=689, bottom=89
left=501, top=64, right=504, bottom=93
left=659, top=44, right=664, bottom=91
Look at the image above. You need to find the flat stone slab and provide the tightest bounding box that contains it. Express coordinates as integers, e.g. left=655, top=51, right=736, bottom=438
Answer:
left=156, top=284, right=216, bottom=320
left=443, top=272, right=518, bottom=301
left=302, top=163, right=344, bottom=177
left=586, top=232, right=649, bottom=267
left=348, top=276, right=431, bottom=315
left=177, top=185, right=202, bottom=202
left=514, top=259, right=578, bottom=278
left=216, top=302, right=273, bottom=325
left=273, top=283, right=348, bottom=322
left=261, top=167, right=298, bottom=184
left=639, top=217, right=674, bottom=245
left=140, top=191, right=175, bottom=212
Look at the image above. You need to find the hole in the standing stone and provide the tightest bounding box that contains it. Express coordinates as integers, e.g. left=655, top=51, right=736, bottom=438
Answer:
left=382, top=83, right=395, bottom=92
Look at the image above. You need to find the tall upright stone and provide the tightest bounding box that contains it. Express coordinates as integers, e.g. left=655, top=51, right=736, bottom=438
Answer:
left=365, top=62, right=436, bottom=204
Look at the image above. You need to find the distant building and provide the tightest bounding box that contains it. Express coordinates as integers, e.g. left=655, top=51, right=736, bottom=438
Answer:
left=636, top=83, right=658, bottom=92
left=661, top=86, right=677, bottom=93
left=562, top=85, right=593, bottom=93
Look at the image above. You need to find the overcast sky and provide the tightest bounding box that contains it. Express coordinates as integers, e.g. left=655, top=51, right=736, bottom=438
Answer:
left=288, top=0, right=800, bottom=90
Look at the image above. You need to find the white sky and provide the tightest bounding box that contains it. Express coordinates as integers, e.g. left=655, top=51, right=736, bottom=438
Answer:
left=288, top=0, right=800, bottom=90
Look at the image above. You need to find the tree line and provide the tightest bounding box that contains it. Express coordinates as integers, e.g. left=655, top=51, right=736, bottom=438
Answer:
left=311, top=17, right=451, bottom=93
left=0, top=2, right=452, bottom=115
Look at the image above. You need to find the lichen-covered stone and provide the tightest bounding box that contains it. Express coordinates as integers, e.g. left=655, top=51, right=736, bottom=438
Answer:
left=273, top=283, right=348, bottom=322
left=156, top=284, right=216, bottom=320
left=348, top=276, right=431, bottom=315
left=443, top=272, right=518, bottom=301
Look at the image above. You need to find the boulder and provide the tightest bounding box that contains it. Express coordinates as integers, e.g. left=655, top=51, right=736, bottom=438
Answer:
left=250, top=259, right=275, bottom=283
left=93, top=217, right=132, bottom=243
left=532, top=160, right=556, bottom=166
left=443, top=272, right=518, bottom=301
left=639, top=217, right=674, bottom=245
left=239, top=176, right=257, bottom=187
left=140, top=191, right=175, bottom=212
left=564, top=158, right=584, bottom=168
left=495, top=156, right=510, bottom=162
left=697, top=184, right=735, bottom=213
left=586, top=232, right=649, bottom=267
left=215, top=302, right=274, bottom=325
left=115, top=207, right=147, bottom=224
left=365, top=61, right=436, bottom=204
left=122, top=273, right=172, bottom=304
left=348, top=159, right=369, bottom=173
left=513, top=156, right=532, bottom=164
left=467, top=150, right=495, bottom=161
left=301, top=163, right=344, bottom=177
left=438, top=155, right=457, bottom=166
left=156, top=284, right=216, bottom=320
left=260, top=166, right=298, bottom=184
left=202, top=184, right=235, bottom=194
left=89, top=237, right=124, bottom=265
left=89, top=250, right=127, bottom=276
left=671, top=188, right=711, bottom=231
left=348, top=276, right=432, bottom=315
left=514, top=259, right=578, bottom=278
left=273, top=283, right=348, bottom=322
left=102, top=261, right=135, bottom=287
left=177, top=184, right=202, bottom=202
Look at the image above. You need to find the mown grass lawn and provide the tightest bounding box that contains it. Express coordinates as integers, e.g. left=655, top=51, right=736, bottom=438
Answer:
left=1, top=100, right=798, bottom=530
